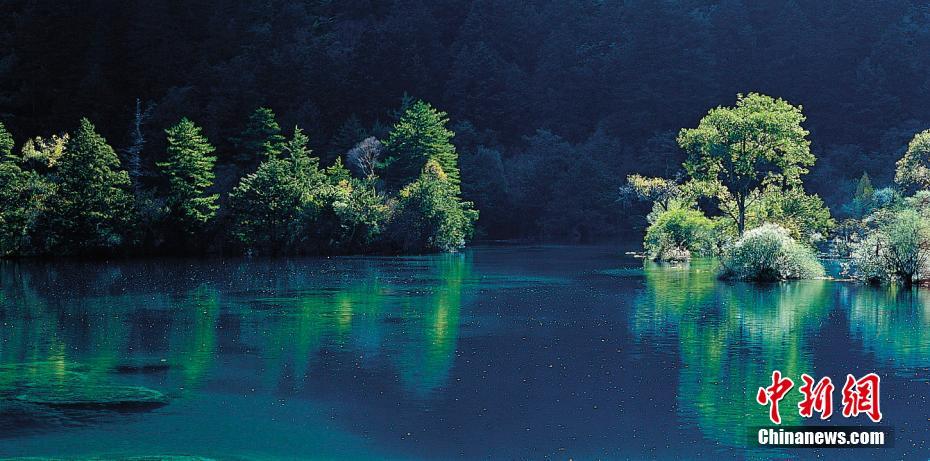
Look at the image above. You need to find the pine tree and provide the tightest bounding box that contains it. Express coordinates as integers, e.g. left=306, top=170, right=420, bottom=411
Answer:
left=382, top=100, right=460, bottom=190
left=330, top=114, right=367, bottom=160
left=48, top=118, right=134, bottom=253
left=0, top=122, right=14, bottom=161
left=232, top=107, right=286, bottom=167
left=851, top=171, right=875, bottom=217
left=158, top=118, right=219, bottom=236
left=228, top=128, right=326, bottom=254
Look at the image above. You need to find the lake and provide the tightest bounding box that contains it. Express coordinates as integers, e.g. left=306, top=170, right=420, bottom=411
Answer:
left=0, top=245, right=927, bottom=460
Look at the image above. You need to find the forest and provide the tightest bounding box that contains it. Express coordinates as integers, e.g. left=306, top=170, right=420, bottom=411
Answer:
left=2, top=0, right=930, bottom=255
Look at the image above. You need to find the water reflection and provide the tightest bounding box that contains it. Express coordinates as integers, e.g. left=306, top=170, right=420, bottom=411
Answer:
left=632, top=260, right=831, bottom=447
left=0, top=254, right=471, bottom=432
left=1, top=247, right=928, bottom=459
left=846, top=285, right=930, bottom=373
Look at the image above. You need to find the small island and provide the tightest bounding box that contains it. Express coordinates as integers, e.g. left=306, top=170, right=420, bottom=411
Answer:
left=622, top=93, right=930, bottom=287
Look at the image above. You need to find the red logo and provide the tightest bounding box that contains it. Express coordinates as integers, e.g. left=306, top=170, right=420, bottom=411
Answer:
left=757, top=371, right=882, bottom=424
left=756, top=370, right=794, bottom=425
left=841, top=373, right=882, bottom=423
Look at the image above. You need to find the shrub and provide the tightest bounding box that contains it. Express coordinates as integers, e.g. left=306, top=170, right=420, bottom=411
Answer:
left=386, top=160, right=478, bottom=253
left=720, top=223, right=825, bottom=281
left=852, top=209, right=930, bottom=286
left=751, top=187, right=834, bottom=244
left=643, top=208, right=714, bottom=261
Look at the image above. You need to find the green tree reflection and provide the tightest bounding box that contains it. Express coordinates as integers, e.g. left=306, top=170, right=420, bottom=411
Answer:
left=631, top=259, right=831, bottom=447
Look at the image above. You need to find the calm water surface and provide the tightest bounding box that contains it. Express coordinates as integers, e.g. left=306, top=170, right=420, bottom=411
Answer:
left=0, top=245, right=927, bottom=460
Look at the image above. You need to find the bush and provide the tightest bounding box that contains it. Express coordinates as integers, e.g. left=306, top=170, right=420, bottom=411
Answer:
left=852, top=209, right=930, bottom=286
left=720, top=223, right=825, bottom=281
left=751, top=187, right=834, bottom=244
left=643, top=208, right=714, bottom=261
left=386, top=160, right=478, bottom=253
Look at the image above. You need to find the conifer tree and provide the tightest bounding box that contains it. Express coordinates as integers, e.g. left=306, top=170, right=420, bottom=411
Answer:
left=48, top=118, right=134, bottom=253
left=232, top=107, right=286, bottom=167
left=158, top=118, right=219, bottom=236
left=0, top=122, right=13, bottom=160
left=330, top=114, right=367, bottom=159
left=382, top=100, right=460, bottom=190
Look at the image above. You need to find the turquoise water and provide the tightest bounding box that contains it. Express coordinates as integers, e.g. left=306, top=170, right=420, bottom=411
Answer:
left=0, top=246, right=927, bottom=459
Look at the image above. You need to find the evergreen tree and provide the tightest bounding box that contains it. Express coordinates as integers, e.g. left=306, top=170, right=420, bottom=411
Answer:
left=158, top=118, right=219, bottom=237
left=851, top=171, right=875, bottom=216
left=330, top=115, right=368, bottom=159
left=47, top=118, right=134, bottom=253
left=228, top=128, right=326, bottom=254
left=232, top=107, right=286, bottom=167
left=0, top=122, right=13, bottom=160
left=382, top=100, right=460, bottom=190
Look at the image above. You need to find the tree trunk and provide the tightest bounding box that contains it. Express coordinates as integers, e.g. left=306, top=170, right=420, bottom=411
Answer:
left=737, top=195, right=746, bottom=236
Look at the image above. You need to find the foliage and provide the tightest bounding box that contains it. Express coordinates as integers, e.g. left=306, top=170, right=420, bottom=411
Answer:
left=750, top=187, right=834, bottom=244
left=231, top=107, right=286, bottom=167
left=894, top=129, right=930, bottom=191
left=843, top=172, right=875, bottom=218
left=0, top=122, right=13, bottom=160
left=720, top=223, right=825, bottom=281
left=460, top=146, right=509, bottom=236
left=872, top=187, right=903, bottom=209
left=619, top=174, right=682, bottom=211
left=228, top=129, right=325, bottom=254
left=679, top=93, right=815, bottom=235
left=0, top=162, right=55, bottom=256
left=44, top=118, right=134, bottom=254
left=387, top=161, right=478, bottom=253
left=643, top=207, right=714, bottom=261
left=507, top=129, right=621, bottom=240
left=382, top=100, right=460, bottom=190
left=18, top=134, right=68, bottom=172
left=158, top=118, right=218, bottom=237
left=852, top=209, right=930, bottom=287
left=310, top=178, right=390, bottom=253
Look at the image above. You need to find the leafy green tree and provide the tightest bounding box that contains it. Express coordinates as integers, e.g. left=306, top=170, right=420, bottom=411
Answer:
left=228, top=128, right=325, bottom=254
left=643, top=207, right=714, bottom=261
left=232, top=107, right=286, bottom=167
left=620, top=174, right=683, bottom=211
left=853, top=209, right=930, bottom=287
left=749, top=187, right=834, bottom=243
left=46, top=118, right=134, bottom=253
left=0, top=127, right=56, bottom=256
left=678, top=93, right=815, bottom=235
left=158, top=118, right=219, bottom=236
left=325, top=157, right=352, bottom=185
left=382, top=100, right=460, bottom=190
left=18, top=134, right=68, bottom=172
left=310, top=177, right=389, bottom=253
left=894, top=129, right=930, bottom=191
left=387, top=160, right=477, bottom=253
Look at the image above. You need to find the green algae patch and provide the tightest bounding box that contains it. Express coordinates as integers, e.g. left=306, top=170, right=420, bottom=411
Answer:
left=15, top=383, right=168, bottom=409
left=597, top=267, right=646, bottom=277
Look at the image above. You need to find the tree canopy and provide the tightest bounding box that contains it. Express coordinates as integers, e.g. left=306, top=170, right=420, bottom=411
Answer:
left=679, top=93, right=815, bottom=234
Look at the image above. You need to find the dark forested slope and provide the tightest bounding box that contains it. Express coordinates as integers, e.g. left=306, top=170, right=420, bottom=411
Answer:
left=2, top=0, right=928, bottom=239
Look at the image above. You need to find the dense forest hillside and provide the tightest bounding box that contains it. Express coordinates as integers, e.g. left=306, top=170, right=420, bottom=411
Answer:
left=2, top=0, right=929, bottom=240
